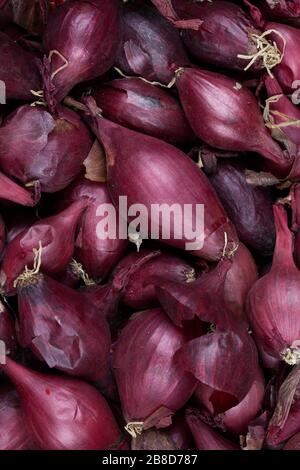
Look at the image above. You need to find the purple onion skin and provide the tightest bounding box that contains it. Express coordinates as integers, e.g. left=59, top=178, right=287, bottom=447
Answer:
left=0, top=215, right=4, bottom=256
left=186, top=409, right=239, bottom=450
left=57, top=177, right=128, bottom=280
left=284, top=432, right=300, bottom=450
left=93, top=78, right=194, bottom=146
left=43, top=0, right=122, bottom=101
left=259, top=0, right=300, bottom=24
left=0, top=385, right=33, bottom=450
left=0, top=32, right=41, bottom=101
left=87, top=116, right=238, bottom=262
left=176, top=67, right=291, bottom=178
left=172, top=0, right=262, bottom=72
left=113, top=249, right=195, bottom=310
left=267, top=22, right=300, bottom=93
left=0, top=105, right=92, bottom=193
left=209, top=160, right=275, bottom=255
left=0, top=171, right=35, bottom=207
left=0, top=300, right=18, bottom=358
left=0, top=199, right=88, bottom=295
left=0, top=2, right=13, bottom=28
left=115, top=3, right=190, bottom=85
left=113, top=308, right=197, bottom=428
left=4, top=209, right=37, bottom=245
left=17, top=273, right=111, bottom=385
left=1, top=358, right=123, bottom=450
left=247, top=205, right=300, bottom=367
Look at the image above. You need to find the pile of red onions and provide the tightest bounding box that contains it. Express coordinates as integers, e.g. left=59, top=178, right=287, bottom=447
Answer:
left=1, top=0, right=300, bottom=453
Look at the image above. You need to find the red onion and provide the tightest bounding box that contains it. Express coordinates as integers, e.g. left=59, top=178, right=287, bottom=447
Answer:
left=0, top=105, right=92, bottom=192
left=177, top=329, right=259, bottom=413
left=0, top=385, right=33, bottom=450
left=56, top=177, right=128, bottom=280
left=208, top=160, right=275, bottom=255
left=247, top=204, right=300, bottom=368
left=0, top=171, right=36, bottom=207
left=16, top=272, right=111, bottom=387
left=0, top=2, right=12, bottom=28
left=4, top=209, right=37, bottom=245
left=265, top=22, right=300, bottom=93
left=115, top=3, right=190, bottom=85
left=0, top=32, right=41, bottom=101
left=1, top=357, right=123, bottom=450
left=284, top=432, right=300, bottom=450
left=195, top=367, right=265, bottom=435
left=171, top=0, right=265, bottom=72
left=93, top=78, right=194, bottom=146
left=175, top=67, right=292, bottom=178
left=10, top=0, right=49, bottom=35
left=0, top=300, right=17, bottom=358
left=150, top=0, right=202, bottom=29
left=291, top=184, right=300, bottom=268
left=43, top=0, right=122, bottom=101
left=0, top=199, right=88, bottom=295
left=186, top=409, right=239, bottom=450
left=113, top=308, right=197, bottom=436
left=266, top=364, right=300, bottom=447
left=86, top=114, right=238, bottom=261
left=131, top=429, right=178, bottom=450
left=167, top=414, right=193, bottom=450
left=259, top=1, right=300, bottom=24
left=113, top=249, right=195, bottom=310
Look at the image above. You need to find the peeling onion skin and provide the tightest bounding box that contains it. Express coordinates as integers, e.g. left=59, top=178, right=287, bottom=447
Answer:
left=176, top=67, right=291, bottom=179
left=0, top=358, right=123, bottom=450
left=0, top=105, right=93, bottom=193
left=247, top=204, right=300, bottom=367
left=86, top=115, right=238, bottom=262
left=43, top=0, right=122, bottom=102
left=115, top=3, right=190, bottom=85
left=93, top=78, right=195, bottom=146
left=113, top=308, right=197, bottom=429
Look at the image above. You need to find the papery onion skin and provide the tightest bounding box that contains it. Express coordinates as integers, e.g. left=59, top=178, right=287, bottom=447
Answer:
left=266, top=22, right=300, bottom=93
left=56, top=177, right=128, bottom=280
left=292, top=185, right=300, bottom=268
left=209, top=160, right=275, bottom=255
left=17, top=273, right=111, bottom=385
left=247, top=204, right=300, bottom=367
left=284, top=432, right=300, bottom=450
left=176, top=67, right=291, bottom=178
left=186, top=409, right=239, bottom=450
left=0, top=32, right=41, bottom=101
left=93, top=78, right=194, bottom=146
left=0, top=385, right=33, bottom=450
left=0, top=171, right=35, bottom=207
left=43, top=0, right=122, bottom=101
left=0, top=199, right=88, bottom=295
left=0, top=105, right=92, bottom=192
left=1, top=358, right=123, bottom=450
left=113, top=308, right=197, bottom=428
left=113, top=249, right=195, bottom=310
left=259, top=1, right=300, bottom=25
left=172, top=0, right=263, bottom=72
left=87, top=115, right=238, bottom=262
left=0, top=300, right=18, bottom=358
left=115, top=3, right=190, bottom=85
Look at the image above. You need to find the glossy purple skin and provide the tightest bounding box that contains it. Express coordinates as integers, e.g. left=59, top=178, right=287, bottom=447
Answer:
left=93, top=78, right=194, bottom=146
left=1, top=358, right=122, bottom=450
left=176, top=67, right=291, bottom=178
left=115, top=3, right=190, bottom=84
left=209, top=160, right=275, bottom=255
left=57, top=177, right=128, bottom=280
left=247, top=205, right=300, bottom=366
left=0, top=199, right=88, bottom=295
left=113, top=249, right=194, bottom=310
left=113, top=308, right=197, bottom=427
left=43, top=0, right=122, bottom=101
left=186, top=409, right=239, bottom=450
left=0, top=300, right=18, bottom=358
left=0, top=32, right=41, bottom=100
left=0, top=385, right=33, bottom=450
left=17, top=273, right=111, bottom=384
left=87, top=116, right=238, bottom=262
left=173, top=0, right=262, bottom=72
left=0, top=105, right=92, bottom=193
